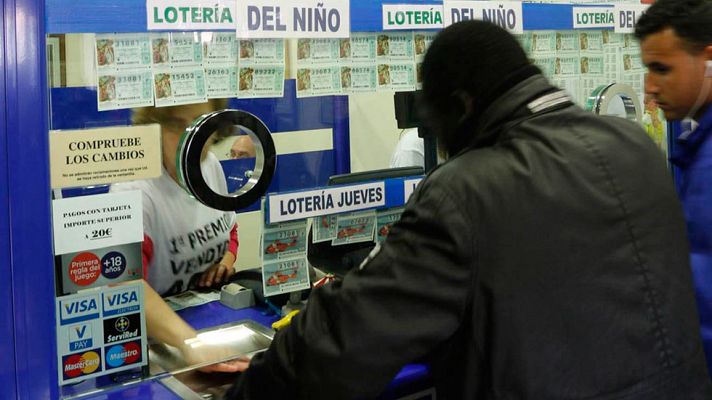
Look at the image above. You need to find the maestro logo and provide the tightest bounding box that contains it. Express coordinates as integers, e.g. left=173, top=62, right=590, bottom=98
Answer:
left=105, top=340, right=142, bottom=369
left=62, top=350, right=101, bottom=379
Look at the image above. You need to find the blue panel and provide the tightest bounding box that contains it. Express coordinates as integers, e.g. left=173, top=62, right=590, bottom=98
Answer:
left=50, top=87, right=132, bottom=130
left=229, top=80, right=341, bottom=133
left=74, top=379, right=181, bottom=400
left=50, top=83, right=345, bottom=210
left=264, top=175, right=423, bottom=224
left=51, top=81, right=341, bottom=133
left=6, top=0, right=60, bottom=398
left=527, top=3, right=612, bottom=31
left=61, top=185, right=112, bottom=198
left=47, top=0, right=148, bottom=34
left=178, top=302, right=279, bottom=331
left=46, top=0, right=615, bottom=34
left=223, top=150, right=336, bottom=213
left=351, top=0, right=443, bottom=32
left=0, top=1, right=18, bottom=398
left=523, top=3, right=580, bottom=31
left=332, top=95, right=350, bottom=174
left=62, top=149, right=337, bottom=204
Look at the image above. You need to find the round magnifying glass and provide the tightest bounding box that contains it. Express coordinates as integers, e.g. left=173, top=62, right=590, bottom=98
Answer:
left=176, top=109, right=276, bottom=211
left=585, top=83, right=643, bottom=123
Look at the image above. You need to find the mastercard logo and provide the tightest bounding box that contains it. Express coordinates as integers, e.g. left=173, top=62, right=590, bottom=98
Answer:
left=63, top=350, right=101, bottom=379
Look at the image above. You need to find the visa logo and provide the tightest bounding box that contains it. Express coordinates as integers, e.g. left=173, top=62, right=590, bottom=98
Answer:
left=64, top=299, right=98, bottom=315
left=107, top=291, right=138, bottom=307
left=59, top=295, right=100, bottom=325
left=103, top=287, right=141, bottom=316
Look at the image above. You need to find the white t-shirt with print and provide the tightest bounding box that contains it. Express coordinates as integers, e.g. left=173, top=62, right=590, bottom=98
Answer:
left=112, top=152, right=236, bottom=296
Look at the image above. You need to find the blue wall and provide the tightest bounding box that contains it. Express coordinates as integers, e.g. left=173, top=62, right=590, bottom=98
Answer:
left=52, top=81, right=350, bottom=212
left=0, top=2, right=19, bottom=398
left=5, top=0, right=60, bottom=398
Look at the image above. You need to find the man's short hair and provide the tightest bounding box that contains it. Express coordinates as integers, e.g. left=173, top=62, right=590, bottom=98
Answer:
left=421, top=20, right=530, bottom=117
left=634, top=0, right=712, bottom=53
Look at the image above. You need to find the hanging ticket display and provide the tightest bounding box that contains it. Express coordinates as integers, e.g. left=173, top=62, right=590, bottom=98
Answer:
left=153, top=67, right=207, bottom=107
left=260, top=220, right=311, bottom=296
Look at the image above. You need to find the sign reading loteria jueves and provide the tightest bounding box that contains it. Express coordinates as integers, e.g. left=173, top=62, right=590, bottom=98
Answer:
left=147, top=0, right=236, bottom=30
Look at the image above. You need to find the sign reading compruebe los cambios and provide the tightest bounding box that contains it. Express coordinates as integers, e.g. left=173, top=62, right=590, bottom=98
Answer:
left=50, top=125, right=161, bottom=189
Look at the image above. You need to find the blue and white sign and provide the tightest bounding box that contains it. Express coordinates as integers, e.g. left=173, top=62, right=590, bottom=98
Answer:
left=147, top=0, right=237, bottom=31
left=572, top=7, right=614, bottom=29
left=59, top=294, right=101, bottom=326
left=382, top=4, right=444, bottom=30
left=102, top=285, right=141, bottom=317
left=236, top=0, right=350, bottom=38
left=403, top=178, right=422, bottom=202
left=614, top=4, right=649, bottom=34
left=444, top=1, right=523, bottom=34
left=56, top=281, right=147, bottom=385
left=68, top=323, right=94, bottom=352
left=267, top=182, right=385, bottom=223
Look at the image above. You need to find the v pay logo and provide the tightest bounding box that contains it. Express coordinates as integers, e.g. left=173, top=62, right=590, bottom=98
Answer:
left=69, top=324, right=91, bottom=341
left=68, top=323, right=94, bottom=352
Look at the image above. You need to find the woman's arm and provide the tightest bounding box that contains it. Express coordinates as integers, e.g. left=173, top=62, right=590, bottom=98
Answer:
left=143, top=279, right=247, bottom=372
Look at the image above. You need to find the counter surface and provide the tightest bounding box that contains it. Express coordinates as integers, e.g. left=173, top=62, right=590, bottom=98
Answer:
left=77, top=300, right=432, bottom=399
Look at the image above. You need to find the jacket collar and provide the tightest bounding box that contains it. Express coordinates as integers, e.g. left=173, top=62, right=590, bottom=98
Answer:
left=670, top=104, right=712, bottom=168
left=455, top=74, right=560, bottom=154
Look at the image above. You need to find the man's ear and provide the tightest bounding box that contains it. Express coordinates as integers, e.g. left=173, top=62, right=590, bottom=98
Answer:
left=705, top=45, right=712, bottom=77
left=452, top=90, right=474, bottom=123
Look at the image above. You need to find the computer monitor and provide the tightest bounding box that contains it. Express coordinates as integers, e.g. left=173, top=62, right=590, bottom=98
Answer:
left=307, top=166, right=424, bottom=278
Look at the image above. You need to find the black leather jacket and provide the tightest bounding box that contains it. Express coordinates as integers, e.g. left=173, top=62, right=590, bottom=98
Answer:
left=228, top=75, right=712, bottom=399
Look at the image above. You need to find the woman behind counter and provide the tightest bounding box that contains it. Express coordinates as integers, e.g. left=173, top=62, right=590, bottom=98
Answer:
left=111, top=99, right=245, bottom=371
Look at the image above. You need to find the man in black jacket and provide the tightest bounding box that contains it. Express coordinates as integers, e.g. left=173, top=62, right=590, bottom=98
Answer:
left=227, top=21, right=711, bottom=399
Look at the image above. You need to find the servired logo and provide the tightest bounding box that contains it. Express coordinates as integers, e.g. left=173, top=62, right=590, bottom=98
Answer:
left=62, top=350, right=101, bottom=379
left=103, top=313, right=141, bottom=344
left=105, top=340, right=141, bottom=369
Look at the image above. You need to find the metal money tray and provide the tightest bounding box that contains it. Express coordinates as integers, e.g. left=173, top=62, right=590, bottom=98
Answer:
left=149, top=320, right=273, bottom=399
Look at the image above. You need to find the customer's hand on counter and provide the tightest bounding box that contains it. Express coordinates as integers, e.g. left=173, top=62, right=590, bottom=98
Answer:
left=179, top=338, right=251, bottom=373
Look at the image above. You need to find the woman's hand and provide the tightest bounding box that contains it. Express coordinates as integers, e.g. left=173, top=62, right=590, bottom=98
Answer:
left=198, top=262, right=235, bottom=288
